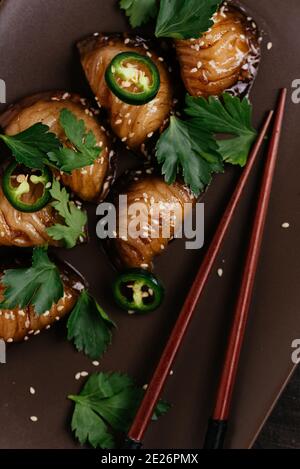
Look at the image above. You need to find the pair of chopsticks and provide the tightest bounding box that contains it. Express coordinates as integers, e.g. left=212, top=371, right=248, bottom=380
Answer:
left=124, top=88, right=287, bottom=450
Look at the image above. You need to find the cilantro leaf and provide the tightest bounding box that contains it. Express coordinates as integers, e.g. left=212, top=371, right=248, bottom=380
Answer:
left=0, top=247, right=64, bottom=315
left=185, top=93, right=257, bottom=166
left=68, top=372, right=170, bottom=449
left=67, top=290, right=115, bottom=360
left=47, top=109, right=101, bottom=173
left=46, top=179, right=87, bottom=249
left=0, top=124, right=60, bottom=169
left=71, top=403, right=115, bottom=449
left=155, top=0, right=220, bottom=39
left=120, top=0, right=158, bottom=28
left=156, top=115, right=222, bottom=196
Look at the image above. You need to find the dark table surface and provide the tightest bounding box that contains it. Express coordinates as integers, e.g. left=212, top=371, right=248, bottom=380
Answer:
left=254, top=366, right=300, bottom=449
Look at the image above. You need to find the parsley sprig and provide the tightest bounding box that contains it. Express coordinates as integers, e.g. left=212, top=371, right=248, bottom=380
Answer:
left=69, top=372, right=170, bottom=449
left=46, top=179, right=88, bottom=249
left=156, top=93, right=257, bottom=196
left=0, top=124, right=60, bottom=170
left=0, top=109, right=101, bottom=174
left=48, top=109, right=101, bottom=172
left=0, top=247, right=64, bottom=315
left=185, top=94, right=257, bottom=166
left=120, top=0, right=158, bottom=28
left=120, top=0, right=220, bottom=39
left=67, top=290, right=115, bottom=360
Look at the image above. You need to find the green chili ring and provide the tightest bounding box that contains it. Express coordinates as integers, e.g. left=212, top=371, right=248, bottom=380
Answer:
left=105, top=52, right=160, bottom=106
left=2, top=162, right=53, bottom=213
left=113, top=269, right=164, bottom=313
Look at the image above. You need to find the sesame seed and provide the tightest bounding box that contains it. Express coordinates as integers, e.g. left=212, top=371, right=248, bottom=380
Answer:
left=45, top=325, right=51, bottom=330
left=30, top=416, right=38, bottom=422
left=7, top=338, right=13, bottom=343
left=217, top=268, right=223, bottom=278
left=170, top=370, right=174, bottom=376
left=115, top=119, right=122, bottom=125
left=92, top=361, right=100, bottom=366
left=146, top=52, right=152, bottom=58
left=124, top=38, right=130, bottom=44
left=190, top=68, right=198, bottom=73
left=28, top=330, right=34, bottom=335
left=57, top=305, right=64, bottom=312
left=55, top=316, right=60, bottom=321
left=158, top=57, right=164, bottom=62
left=24, top=336, right=29, bottom=341
left=121, top=137, right=127, bottom=142
left=143, top=384, right=148, bottom=390
left=147, top=132, right=154, bottom=138
left=281, top=222, right=290, bottom=229
left=30, top=387, right=36, bottom=395
left=128, top=310, right=135, bottom=315
left=33, top=330, right=40, bottom=336
left=81, top=371, right=89, bottom=377
left=197, top=61, right=202, bottom=69
left=267, top=42, right=273, bottom=50
left=75, top=372, right=81, bottom=380
left=141, top=263, right=149, bottom=269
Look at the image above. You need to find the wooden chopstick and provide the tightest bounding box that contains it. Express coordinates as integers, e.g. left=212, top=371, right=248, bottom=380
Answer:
left=123, top=106, right=274, bottom=449
left=203, top=88, right=287, bottom=449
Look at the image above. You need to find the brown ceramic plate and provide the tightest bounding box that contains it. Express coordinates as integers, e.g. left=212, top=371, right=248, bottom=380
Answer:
left=0, top=0, right=299, bottom=450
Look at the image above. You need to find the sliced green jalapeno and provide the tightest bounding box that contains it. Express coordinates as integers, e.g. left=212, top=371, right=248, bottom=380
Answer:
left=113, top=269, right=164, bottom=313
left=2, top=162, right=52, bottom=213
left=105, top=52, right=160, bottom=105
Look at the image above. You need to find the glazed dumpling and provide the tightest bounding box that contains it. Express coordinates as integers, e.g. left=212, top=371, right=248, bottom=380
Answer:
left=0, top=182, right=61, bottom=247
left=106, top=169, right=195, bottom=270
left=1, top=92, right=115, bottom=202
left=0, top=259, right=83, bottom=342
left=78, top=35, right=173, bottom=150
left=175, top=4, right=260, bottom=98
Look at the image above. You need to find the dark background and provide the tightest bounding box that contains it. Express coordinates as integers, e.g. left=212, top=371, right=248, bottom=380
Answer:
left=255, top=367, right=300, bottom=449
left=0, top=0, right=299, bottom=450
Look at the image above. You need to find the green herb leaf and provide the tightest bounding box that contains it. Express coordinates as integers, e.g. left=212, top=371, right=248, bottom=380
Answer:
left=47, top=109, right=101, bottom=173
left=68, top=372, right=170, bottom=449
left=46, top=179, right=87, bottom=249
left=120, top=0, right=158, bottom=28
left=155, top=0, right=220, bottom=39
left=185, top=93, right=257, bottom=166
left=67, top=290, right=115, bottom=360
left=156, top=115, right=223, bottom=196
left=0, top=124, right=60, bottom=169
left=0, top=247, right=64, bottom=315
